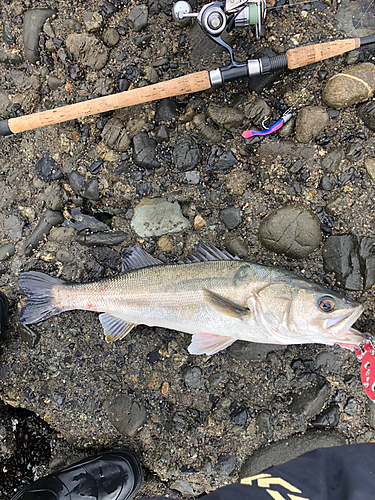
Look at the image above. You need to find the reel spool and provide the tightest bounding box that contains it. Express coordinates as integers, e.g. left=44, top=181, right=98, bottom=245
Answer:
left=172, top=0, right=266, bottom=40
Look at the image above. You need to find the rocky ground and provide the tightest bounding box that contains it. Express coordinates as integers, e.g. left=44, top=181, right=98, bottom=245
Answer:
left=1, top=0, right=375, bottom=497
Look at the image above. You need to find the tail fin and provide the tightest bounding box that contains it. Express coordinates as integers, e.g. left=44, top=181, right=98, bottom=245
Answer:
left=18, top=271, right=65, bottom=325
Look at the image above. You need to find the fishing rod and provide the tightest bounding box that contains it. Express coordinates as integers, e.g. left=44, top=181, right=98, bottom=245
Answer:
left=0, top=0, right=374, bottom=137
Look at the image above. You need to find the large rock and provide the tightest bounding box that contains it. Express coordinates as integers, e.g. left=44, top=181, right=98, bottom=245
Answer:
left=322, top=63, right=375, bottom=109
left=23, top=9, right=56, bottom=64
left=66, top=33, right=109, bottom=70
left=131, top=198, right=190, bottom=237
left=258, top=204, right=322, bottom=259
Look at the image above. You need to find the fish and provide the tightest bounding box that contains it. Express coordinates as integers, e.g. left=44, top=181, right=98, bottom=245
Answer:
left=18, top=242, right=366, bottom=355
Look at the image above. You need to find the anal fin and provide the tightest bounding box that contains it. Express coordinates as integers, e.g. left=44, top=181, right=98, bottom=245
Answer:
left=99, top=313, right=137, bottom=342
left=203, top=289, right=249, bottom=319
left=188, top=333, right=236, bottom=355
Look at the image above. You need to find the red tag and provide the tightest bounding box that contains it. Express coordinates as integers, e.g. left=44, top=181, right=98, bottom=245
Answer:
left=355, top=340, right=375, bottom=401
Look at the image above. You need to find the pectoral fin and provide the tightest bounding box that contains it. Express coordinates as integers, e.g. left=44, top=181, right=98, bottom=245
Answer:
left=99, top=313, right=137, bottom=342
left=203, top=289, right=250, bottom=319
left=188, top=333, right=237, bottom=355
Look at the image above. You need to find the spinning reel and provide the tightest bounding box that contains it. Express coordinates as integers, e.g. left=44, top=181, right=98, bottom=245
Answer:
left=172, top=0, right=267, bottom=65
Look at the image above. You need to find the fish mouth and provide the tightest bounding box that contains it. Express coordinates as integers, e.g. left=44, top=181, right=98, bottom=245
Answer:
left=325, top=304, right=364, bottom=342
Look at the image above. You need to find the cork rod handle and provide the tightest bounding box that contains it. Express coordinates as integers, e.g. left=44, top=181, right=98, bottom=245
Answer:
left=286, top=38, right=361, bottom=69
left=7, top=71, right=211, bottom=135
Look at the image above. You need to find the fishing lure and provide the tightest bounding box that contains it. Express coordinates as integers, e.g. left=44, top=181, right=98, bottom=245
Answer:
left=355, top=339, right=375, bottom=401
left=242, top=111, right=293, bottom=139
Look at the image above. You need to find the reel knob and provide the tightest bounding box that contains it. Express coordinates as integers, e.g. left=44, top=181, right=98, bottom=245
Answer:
left=172, top=1, right=197, bottom=23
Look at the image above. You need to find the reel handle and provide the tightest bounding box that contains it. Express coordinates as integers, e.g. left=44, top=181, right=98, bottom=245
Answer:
left=286, top=38, right=360, bottom=69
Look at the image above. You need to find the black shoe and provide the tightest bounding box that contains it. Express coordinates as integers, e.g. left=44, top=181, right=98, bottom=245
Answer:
left=11, top=450, right=143, bottom=500
left=0, top=291, right=9, bottom=336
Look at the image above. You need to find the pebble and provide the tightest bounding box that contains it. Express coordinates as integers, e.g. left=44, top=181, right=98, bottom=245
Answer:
left=157, top=235, right=173, bottom=253
left=207, top=104, right=244, bottom=132
left=220, top=206, right=241, bottom=230
left=127, top=5, right=148, bottom=32
left=105, top=393, right=147, bottom=436
left=344, top=398, right=358, bottom=415
left=74, top=230, right=127, bottom=247
left=258, top=205, right=322, bottom=259
left=132, top=132, right=160, bottom=170
left=56, top=248, right=74, bottom=264
left=0, top=50, right=21, bottom=65
left=47, top=75, right=64, bottom=90
left=83, top=177, right=100, bottom=201
left=155, top=98, right=178, bottom=124
left=154, top=125, right=169, bottom=143
left=91, top=247, right=121, bottom=270
left=23, top=9, right=56, bottom=64
left=321, top=147, right=344, bottom=173
left=186, top=171, right=200, bottom=185
left=322, top=234, right=361, bottom=291
left=224, top=234, right=248, bottom=258
left=172, top=135, right=202, bottom=172
left=289, top=375, right=330, bottom=420
left=295, top=106, right=329, bottom=143
left=325, top=193, right=351, bottom=216
left=103, top=28, right=120, bottom=47
left=131, top=198, right=189, bottom=237
left=193, top=214, right=206, bottom=230
left=216, top=455, right=236, bottom=475
left=83, top=12, right=103, bottom=33
left=144, top=66, right=159, bottom=84
left=44, top=184, right=67, bottom=211
left=357, top=100, right=375, bottom=131
left=1, top=215, right=22, bottom=241
left=319, top=176, right=335, bottom=191
left=69, top=171, right=85, bottom=196
left=240, top=430, right=346, bottom=478
left=101, top=118, right=130, bottom=152
left=0, top=244, right=16, bottom=261
left=35, top=152, right=63, bottom=182
left=23, top=209, right=64, bottom=256
left=322, top=63, right=375, bottom=109
left=0, top=91, right=12, bottom=119
left=230, top=406, right=247, bottom=426
left=312, top=405, right=339, bottom=428
left=184, top=367, right=203, bottom=389
left=66, top=33, right=109, bottom=70
left=243, top=97, right=271, bottom=125
left=194, top=113, right=222, bottom=144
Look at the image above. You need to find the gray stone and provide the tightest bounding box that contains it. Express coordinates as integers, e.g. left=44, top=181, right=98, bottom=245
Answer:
left=359, top=237, right=375, bottom=290
left=216, top=454, right=236, bottom=476
left=44, top=184, right=67, bottom=211
left=20, top=325, right=41, bottom=348
left=207, top=104, right=244, bottom=132
left=322, top=234, right=361, bottom=291
left=230, top=407, right=247, bottom=426
left=74, top=230, right=127, bottom=247
left=0, top=244, right=15, bottom=261
left=83, top=12, right=103, bottom=33
left=243, top=97, right=271, bottom=126
left=23, top=209, right=64, bottom=256
left=357, top=100, right=375, bottom=131
left=220, top=206, right=241, bottom=230
left=312, top=405, right=339, bottom=428
left=131, top=198, right=190, bottom=237
left=344, top=398, right=359, bottom=415
left=83, top=178, right=100, bottom=201
left=106, top=393, right=147, bottom=437
left=173, top=135, right=202, bottom=172
left=240, top=430, right=347, bottom=479
left=0, top=50, right=21, bottom=66
left=127, top=5, right=148, bottom=32
left=217, top=151, right=238, bottom=170
left=192, top=114, right=222, bottom=144
left=295, top=106, right=329, bottom=143
left=101, top=118, right=130, bottom=152
left=325, top=193, right=351, bottom=216
left=321, top=147, right=345, bottom=173
left=66, top=33, right=109, bottom=70
left=184, top=367, right=203, bottom=389
left=23, top=9, right=56, bottom=64
left=69, top=171, right=85, bottom=196
left=11, top=70, right=31, bottom=90
left=224, top=234, right=248, bottom=258
left=319, top=176, right=335, bottom=191
left=256, top=411, right=272, bottom=439
left=103, top=28, right=120, bottom=47
left=322, top=63, right=375, bottom=109
left=289, top=375, right=330, bottom=420
left=0, top=183, right=14, bottom=209
left=35, top=152, right=63, bottom=182
left=185, top=171, right=200, bottom=184
left=132, top=132, right=160, bottom=170
left=2, top=215, right=22, bottom=241
left=259, top=204, right=322, bottom=259
left=155, top=98, right=178, bottom=124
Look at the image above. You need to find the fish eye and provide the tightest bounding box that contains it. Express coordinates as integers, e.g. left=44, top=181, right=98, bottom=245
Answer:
left=318, top=296, right=336, bottom=313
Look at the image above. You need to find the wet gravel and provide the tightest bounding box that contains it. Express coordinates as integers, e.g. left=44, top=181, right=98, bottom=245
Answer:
left=1, top=0, right=375, bottom=498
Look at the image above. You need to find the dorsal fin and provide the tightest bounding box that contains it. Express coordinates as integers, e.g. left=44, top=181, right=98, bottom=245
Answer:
left=122, top=246, right=163, bottom=272
left=181, top=242, right=240, bottom=264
